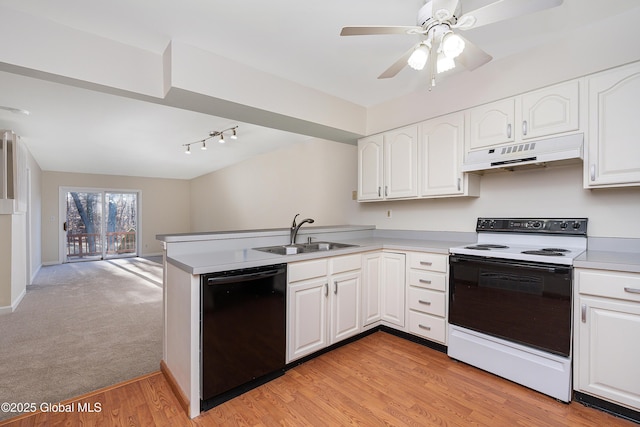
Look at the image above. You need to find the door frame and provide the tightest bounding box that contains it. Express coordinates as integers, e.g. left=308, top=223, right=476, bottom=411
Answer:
left=58, top=186, right=142, bottom=264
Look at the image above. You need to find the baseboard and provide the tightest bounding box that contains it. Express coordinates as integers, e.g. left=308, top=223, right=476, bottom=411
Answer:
left=160, top=360, right=190, bottom=418
left=0, top=288, right=27, bottom=315
left=574, top=391, right=640, bottom=424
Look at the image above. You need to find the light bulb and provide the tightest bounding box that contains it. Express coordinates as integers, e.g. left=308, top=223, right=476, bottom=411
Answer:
left=442, top=32, right=465, bottom=58
left=437, top=55, right=456, bottom=73
left=407, top=44, right=429, bottom=71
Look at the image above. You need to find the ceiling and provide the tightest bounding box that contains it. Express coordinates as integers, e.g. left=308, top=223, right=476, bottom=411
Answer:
left=1, top=0, right=639, bottom=180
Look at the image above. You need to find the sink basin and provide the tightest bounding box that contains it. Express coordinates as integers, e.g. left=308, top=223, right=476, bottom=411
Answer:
left=253, top=241, right=358, bottom=255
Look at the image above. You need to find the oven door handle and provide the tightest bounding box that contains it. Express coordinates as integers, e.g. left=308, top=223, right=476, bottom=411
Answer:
left=449, top=255, right=572, bottom=274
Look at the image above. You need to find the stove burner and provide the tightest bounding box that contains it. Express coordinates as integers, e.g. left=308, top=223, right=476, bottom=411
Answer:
left=465, top=244, right=509, bottom=250
left=541, top=248, right=570, bottom=252
left=521, top=250, right=566, bottom=256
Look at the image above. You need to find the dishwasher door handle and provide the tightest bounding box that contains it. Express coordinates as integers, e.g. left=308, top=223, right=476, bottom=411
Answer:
left=206, top=267, right=286, bottom=285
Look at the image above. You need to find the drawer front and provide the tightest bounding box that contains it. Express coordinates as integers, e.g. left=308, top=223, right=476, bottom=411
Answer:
left=331, top=254, right=362, bottom=274
left=288, top=259, right=328, bottom=283
left=409, top=252, right=447, bottom=272
left=408, top=311, right=446, bottom=343
left=408, top=270, right=446, bottom=291
left=577, top=269, right=640, bottom=303
left=408, top=287, right=446, bottom=316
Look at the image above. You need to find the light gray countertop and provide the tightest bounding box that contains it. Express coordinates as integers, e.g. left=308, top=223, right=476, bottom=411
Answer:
left=161, top=226, right=640, bottom=275
left=166, top=237, right=467, bottom=275
left=574, top=250, right=640, bottom=274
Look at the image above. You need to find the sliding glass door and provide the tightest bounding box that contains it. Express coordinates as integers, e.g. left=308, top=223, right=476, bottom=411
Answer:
left=63, top=188, right=138, bottom=262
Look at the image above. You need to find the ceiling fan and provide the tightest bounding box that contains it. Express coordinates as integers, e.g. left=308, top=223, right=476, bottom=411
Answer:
left=340, top=0, right=564, bottom=87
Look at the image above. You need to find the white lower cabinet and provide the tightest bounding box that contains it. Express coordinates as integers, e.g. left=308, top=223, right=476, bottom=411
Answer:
left=361, top=251, right=406, bottom=329
left=406, top=252, right=448, bottom=345
left=574, top=268, right=640, bottom=411
left=287, top=254, right=361, bottom=363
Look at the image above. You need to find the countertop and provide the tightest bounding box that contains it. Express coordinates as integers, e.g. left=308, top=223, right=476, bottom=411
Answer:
left=165, top=232, right=640, bottom=275
left=574, top=250, right=640, bottom=273
left=166, top=237, right=466, bottom=275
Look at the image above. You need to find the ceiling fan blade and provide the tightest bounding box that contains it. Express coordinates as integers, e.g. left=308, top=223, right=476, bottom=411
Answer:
left=457, top=0, right=563, bottom=30
left=455, top=35, right=492, bottom=71
left=340, top=26, right=423, bottom=36
left=378, top=45, right=418, bottom=79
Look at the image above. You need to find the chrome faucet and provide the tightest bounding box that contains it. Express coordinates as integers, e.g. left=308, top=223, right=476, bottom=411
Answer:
left=290, top=213, right=315, bottom=245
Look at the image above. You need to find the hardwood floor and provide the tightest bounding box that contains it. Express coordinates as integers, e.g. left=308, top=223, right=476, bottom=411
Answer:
left=1, top=332, right=636, bottom=426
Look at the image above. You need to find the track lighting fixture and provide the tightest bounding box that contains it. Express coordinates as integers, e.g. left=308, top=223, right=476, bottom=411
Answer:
left=182, top=126, right=238, bottom=154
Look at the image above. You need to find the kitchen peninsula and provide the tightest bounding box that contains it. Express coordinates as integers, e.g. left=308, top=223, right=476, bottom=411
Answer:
left=158, top=224, right=640, bottom=422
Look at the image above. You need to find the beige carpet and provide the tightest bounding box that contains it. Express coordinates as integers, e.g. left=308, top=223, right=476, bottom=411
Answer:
left=0, top=257, right=163, bottom=421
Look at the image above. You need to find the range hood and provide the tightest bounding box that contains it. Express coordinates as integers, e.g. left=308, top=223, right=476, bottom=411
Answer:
left=462, top=133, right=584, bottom=173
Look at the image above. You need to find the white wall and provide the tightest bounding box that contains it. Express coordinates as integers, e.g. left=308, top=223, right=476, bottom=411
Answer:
left=354, top=164, right=640, bottom=238
left=189, top=138, right=359, bottom=231
left=40, top=172, right=191, bottom=264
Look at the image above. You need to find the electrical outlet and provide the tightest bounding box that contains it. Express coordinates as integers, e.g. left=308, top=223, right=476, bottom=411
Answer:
left=386, top=209, right=392, bottom=218
left=352, top=190, right=357, bottom=200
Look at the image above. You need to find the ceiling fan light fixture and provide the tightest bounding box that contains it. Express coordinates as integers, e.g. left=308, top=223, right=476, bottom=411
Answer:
left=407, top=43, right=430, bottom=71
left=442, top=32, right=465, bottom=58
left=437, top=54, right=456, bottom=73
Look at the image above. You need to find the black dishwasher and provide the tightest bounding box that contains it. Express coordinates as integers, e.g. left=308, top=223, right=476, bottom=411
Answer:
left=200, top=263, right=287, bottom=411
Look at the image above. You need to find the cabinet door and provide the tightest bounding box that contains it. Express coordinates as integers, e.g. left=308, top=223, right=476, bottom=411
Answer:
left=419, top=112, right=465, bottom=197
left=521, top=80, right=580, bottom=140
left=287, top=278, right=328, bottom=362
left=357, top=135, right=384, bottom=201
left=384, top=126, right=418, bottom=199
left=381, top=252, right=406, bottom=327
left=586, top=62, right=640, bottom=187
left=576, top=296, right=640, bottom=410
left=330, top=271, right=361, bottom=344
left=468, top=98, right=515, bottom=150
left=361, top=253, right=382, bottom=326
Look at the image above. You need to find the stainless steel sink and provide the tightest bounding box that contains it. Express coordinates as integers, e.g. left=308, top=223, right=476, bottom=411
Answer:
left=253, top=241, right=358, bottom=255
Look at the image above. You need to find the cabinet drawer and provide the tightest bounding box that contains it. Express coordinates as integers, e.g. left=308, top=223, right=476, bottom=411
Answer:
left=408, top=287, right=445, bottom=316
left=408, top=311, right=446, bottom=343
left=577, top=269, right=640, bottom=303
left=408, top=270, right=446, bottom=291
left=409, top=252, right=447, bottom=272
left=288, top=259, right=328, bottom=283
left=331, top=254, right=361, bottom=274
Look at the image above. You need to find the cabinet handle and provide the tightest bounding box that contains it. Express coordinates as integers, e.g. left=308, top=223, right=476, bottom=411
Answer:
left=385, top=186, right=388, bottom=197
left=457, top=178, right=461, bottom=192
left=334, top=280, right=338, bottom=295
left=522, top=120, right=528, bottom=136
left=378, top=186, right=381, bottom=197
left=419, top=279, right=432, bottom=284
left=324, top=282, right=328, bottom=297
left=418, top=299, right=432, bottom=306
left=418, top=324, right=431, bottom=331
left=590, top=164, right=596, bottom=181
left=420, top=261, right=433, bottom=266
left=624, top=287, right=640, bottom=294
left=581, top=303, right=586, bottom=323
left=507, top=123, right=512, bottom=139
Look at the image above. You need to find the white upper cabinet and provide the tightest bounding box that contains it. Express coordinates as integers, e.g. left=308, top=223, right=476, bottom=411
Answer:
left=468, top=80, right=581, bottom=152
left=586, top=61, right=640, bottom=188
left=468, top=98, right=516, bottom=150
left=357, top=135, right=384, bottom=201
left=419, top=112, right=479, bottom=198
left=357, top=126, right=418, bottom=201
left=521, top=80, right=580, bottom=140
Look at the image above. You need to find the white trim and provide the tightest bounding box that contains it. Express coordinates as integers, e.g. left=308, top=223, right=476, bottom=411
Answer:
left=0, top=288, right=27, bottom=315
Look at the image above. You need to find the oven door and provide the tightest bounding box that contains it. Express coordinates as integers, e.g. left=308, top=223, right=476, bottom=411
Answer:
left=449, top=254, right=572, bottom=356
